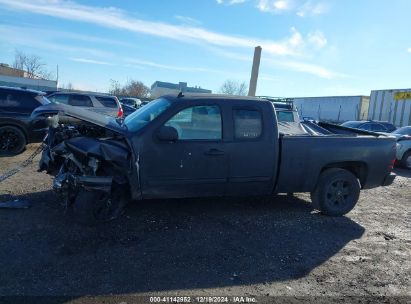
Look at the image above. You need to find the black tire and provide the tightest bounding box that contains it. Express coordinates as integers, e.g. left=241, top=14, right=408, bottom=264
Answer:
left=310, top=168, right=360, bottom=216
left=72, top=186, right=127, bottom=225
left=399, top=150, right=411, bottom=169
left=0, top=126, right=26, bottom=156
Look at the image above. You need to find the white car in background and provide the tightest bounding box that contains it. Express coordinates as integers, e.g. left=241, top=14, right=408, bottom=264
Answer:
left=120, top=97, right=142, bottom=108
left=47, top=92, right=124, bottom=118
left=390, top=127, right=411, bottom=169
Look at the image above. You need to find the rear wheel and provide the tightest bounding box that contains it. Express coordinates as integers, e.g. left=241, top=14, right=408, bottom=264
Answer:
left=311, top=168, right=360, bottom=216
left=399, top=151, right=411, bottom=169
left=73, top=185, right=128, bottom=225
left=0, top=126, right=26, bottom=156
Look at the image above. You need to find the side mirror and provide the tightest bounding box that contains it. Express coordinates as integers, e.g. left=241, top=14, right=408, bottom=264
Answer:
left=157, top=126, right=178, bottom=142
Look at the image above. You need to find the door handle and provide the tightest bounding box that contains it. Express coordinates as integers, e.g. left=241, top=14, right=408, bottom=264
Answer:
left=205, top=148, right=225, bottom=156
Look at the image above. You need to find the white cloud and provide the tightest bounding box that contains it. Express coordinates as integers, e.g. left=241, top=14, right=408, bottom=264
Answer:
left=174, top=15, right=202, bottom=26
left=255, top=0, right=327, bottom=16
left=209, top=47, right=345, bottom=79
left=257, top=0, right=294, bottom=13
left=69, top=58, right=113, bottom=65
left=308, top=30, right=327, bottom=48
left=217, top=0, right=247, bottom=5
left=0, top=25, right=113, bottom=58
left=0, top=0, right=308, bottom=56
left=0, top=0, right=340, bottom=80
left=408, top=48, right=411, bottom=53
left=267, top=59, right=347, bottom=79
left=297, top=1, right=327, bottom=17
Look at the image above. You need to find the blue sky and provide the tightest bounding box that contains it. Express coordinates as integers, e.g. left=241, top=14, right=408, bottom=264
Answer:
left=0, top=0, right=410, bottom=96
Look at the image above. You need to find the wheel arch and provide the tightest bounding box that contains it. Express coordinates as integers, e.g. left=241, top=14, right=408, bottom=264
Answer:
left=321, top=161, right=368, bottom=188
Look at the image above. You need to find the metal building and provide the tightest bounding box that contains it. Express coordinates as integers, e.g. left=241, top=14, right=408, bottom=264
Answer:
left=0, top=74, right=57, bottom=92
left=368, top=89, right=411, bottom=127
left=293, top=96, right=370, bottom=123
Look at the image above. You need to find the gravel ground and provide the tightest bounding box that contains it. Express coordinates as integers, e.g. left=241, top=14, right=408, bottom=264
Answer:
left=0, top=144, right=410, bottom=301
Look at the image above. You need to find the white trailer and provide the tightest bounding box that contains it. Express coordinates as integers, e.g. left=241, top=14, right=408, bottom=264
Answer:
left=292, top=96, right=370, bottom=123
left=368, top=89, right=411, bottom=127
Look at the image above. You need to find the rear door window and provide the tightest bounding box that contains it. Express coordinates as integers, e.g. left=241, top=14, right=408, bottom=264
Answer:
left=48, top=94, right=69, bottom=104
left=95, top=96, right=118, bottom=108
left=69, top=95, right=93, bottom=107
left=233, top=109, right=262, bottom=139
left=0, top=90, right=40, bottom=112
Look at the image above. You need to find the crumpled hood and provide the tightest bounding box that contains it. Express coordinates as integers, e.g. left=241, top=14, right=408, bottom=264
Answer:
left=31, top=103, right=128, bottom=135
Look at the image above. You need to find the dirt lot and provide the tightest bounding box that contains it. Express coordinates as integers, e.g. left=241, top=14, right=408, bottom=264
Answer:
left=0, top=144, right=410, bottom=301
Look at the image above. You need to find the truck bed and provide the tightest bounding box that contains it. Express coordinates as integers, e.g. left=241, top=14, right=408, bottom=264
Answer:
left=276, top=134, right=396, bottom=193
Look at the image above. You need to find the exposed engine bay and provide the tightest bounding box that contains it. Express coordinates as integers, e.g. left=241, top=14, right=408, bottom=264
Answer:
left=39, top=115, right=132, bottom=224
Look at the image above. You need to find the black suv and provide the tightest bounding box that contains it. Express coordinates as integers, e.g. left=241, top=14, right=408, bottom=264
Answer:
left=0, top=86, right=51, bottom=155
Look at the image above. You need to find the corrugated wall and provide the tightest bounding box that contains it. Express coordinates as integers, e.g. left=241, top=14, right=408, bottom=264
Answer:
left=293, top=96, right=366, bottom=123
left=368, top=89, right=411, bottom=127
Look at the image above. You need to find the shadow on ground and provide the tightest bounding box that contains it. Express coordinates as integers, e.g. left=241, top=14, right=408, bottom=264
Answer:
left=0, top=190, right=364, bottom=296
left=393, top=168, right=411, bottom=178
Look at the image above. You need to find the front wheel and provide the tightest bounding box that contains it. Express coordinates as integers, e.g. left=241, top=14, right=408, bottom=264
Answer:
left=311, top=168, right=360, bottom=216
left=72, top=185, right=128, bottom=225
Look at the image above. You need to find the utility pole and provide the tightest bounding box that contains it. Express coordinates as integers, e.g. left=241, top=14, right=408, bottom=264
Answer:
left=248, top=46, right=262, bottom=97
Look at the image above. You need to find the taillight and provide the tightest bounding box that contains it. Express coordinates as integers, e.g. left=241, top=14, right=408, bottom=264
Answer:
left=388, top=158, right=396, bottom=171
left=117, top=107, right=124, bottom=118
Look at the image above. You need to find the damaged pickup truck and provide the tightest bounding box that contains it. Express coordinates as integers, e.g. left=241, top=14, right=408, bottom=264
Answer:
left=33, top=94, right=396, bottom=224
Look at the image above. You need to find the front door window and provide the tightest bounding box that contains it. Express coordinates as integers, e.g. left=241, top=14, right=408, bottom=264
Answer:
left=165, top=105, right=222, bottom=140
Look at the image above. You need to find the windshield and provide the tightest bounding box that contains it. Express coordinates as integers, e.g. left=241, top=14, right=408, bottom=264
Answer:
left=341, top=121, right=362, bottom=128
left=35, top=95, right=51, bottom=105
left=124, top=98, right=171, bottom=132
left=392, top=127, right=411, bottom=136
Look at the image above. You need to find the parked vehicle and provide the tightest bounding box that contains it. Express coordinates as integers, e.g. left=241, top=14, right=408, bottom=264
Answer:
left=380, top=127, right=411, bottom=169
left=0, top=86, right=51, bottom=155
left=120, top=97, right=142, bottom=108
left=120, top=103, right=138, bottom=116
left=341, top=120, right=396, bottom=132
left=46, top=92, right=124, bottom=118
left=257, top=97, right=300, bottom=122
left=392, top=126, right=411, bottom=137
left=395, top=137, right=411, bottom=169
left=37, top=94, right=396, bottom=224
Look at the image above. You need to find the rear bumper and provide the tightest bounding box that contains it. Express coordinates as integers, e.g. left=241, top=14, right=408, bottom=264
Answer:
left=382, top=172, right=396, bottom=186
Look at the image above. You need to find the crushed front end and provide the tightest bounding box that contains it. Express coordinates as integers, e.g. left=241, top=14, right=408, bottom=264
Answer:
left=38, top=111, right=132, bottom=224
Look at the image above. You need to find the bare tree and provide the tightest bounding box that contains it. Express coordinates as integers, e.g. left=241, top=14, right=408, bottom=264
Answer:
left=108, top=79, right=123, bottom=96
left=11, top=49, right=53, bottom=79
left=109, top=79, right=150, bottom=98
left=219, top=79, right=248, bottom=96
left=123, top=80, right=150, bottom=98
left=12, top=50, right=26, bottom=70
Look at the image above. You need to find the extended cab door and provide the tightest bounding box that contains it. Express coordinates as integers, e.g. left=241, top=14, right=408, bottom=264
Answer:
left=225, top=101, right=278, bottom=196
left=139, top=102, right=228, bottom=199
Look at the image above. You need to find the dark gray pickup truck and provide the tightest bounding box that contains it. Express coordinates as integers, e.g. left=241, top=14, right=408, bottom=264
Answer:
left=36, top=94, right=396, bottom=223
